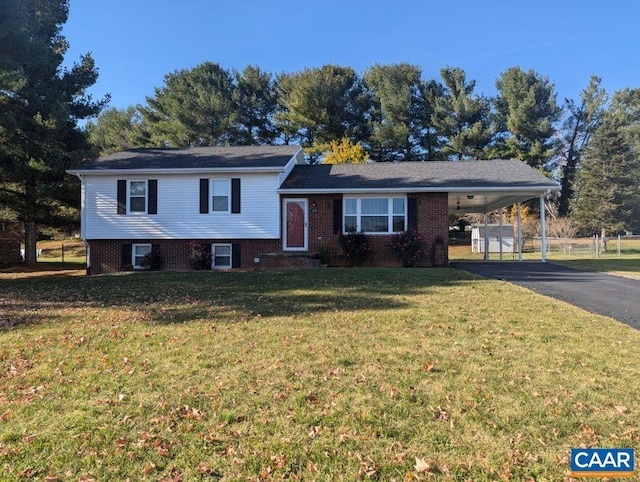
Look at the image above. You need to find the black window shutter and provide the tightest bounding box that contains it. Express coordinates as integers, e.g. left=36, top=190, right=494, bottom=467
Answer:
left=199, top=179, right=209, bottom=214
left=231, top=178, right=241, bottom=213
left=117, top=180, right=127, bottom=215
left=333, top=198, right=343, bottom=233
left=232, top=243, right=241, bottom=268
left=121, top=244, right=132, bottom=268
left=203, top=242, right=212, bottom=270
left=147, top=180, right=158, bottom=214
left=407, top=197, right=418, bottom=230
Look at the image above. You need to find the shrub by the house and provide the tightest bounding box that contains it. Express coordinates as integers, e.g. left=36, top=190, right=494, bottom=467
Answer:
left=390, top=229, right=427, bottom=267
left=141, top=247, right=163, bottom=270
left=189, top=241, right=211, bottom=270
left=338, top=231, right=371, bottom=267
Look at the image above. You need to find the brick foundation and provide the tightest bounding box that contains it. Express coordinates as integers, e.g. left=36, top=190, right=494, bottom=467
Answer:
left=87, top=238, right=282, bottom=275
left=256, top=252, right=321, bottom=270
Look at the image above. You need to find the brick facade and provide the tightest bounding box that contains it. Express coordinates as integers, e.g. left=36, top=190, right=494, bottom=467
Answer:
left=304, top=193, right=448, bottom=267
left=87, top=192, right=449, bottom=274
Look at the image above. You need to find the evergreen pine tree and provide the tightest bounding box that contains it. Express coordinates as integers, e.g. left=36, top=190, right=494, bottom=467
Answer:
left=0, top=0, right=107, bottom=264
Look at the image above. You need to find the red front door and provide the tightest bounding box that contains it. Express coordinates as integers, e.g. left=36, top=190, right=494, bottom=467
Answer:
left=284, top=199, right=307, bottom=250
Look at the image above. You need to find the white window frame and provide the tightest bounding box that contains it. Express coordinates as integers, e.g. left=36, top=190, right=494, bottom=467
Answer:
left=128, top=180, right=148, bottom=214
left=211, top=243, right=232, bottom=269
left=132, top=243, right=151, bottom=269
left=343, top=196, right=407, bottom=234
left=211, top=179, right=231, bottom=213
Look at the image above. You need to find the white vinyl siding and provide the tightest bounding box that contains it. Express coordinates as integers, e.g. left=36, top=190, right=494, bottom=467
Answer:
left=83, top=173, right=281, bottom=239
left=343, top=197, right=406, bottom=234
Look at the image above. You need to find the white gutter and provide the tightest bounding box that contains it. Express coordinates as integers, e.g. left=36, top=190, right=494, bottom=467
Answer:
left=277, top=186, right=559, bottom=195
left=66, top=166, right=288, bottom=176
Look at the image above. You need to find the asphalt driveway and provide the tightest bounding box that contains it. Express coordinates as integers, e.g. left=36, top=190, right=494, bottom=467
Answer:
left=451, top=261, right=640, bottom=329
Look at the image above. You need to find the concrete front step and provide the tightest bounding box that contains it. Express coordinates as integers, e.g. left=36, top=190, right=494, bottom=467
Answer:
left=256, top=252, right=321, bottom=270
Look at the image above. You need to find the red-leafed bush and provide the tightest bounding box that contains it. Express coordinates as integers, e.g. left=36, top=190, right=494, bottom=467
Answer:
left=390, top=229, right=427, bottom=267
left=337, top=231, right=371, bottom=267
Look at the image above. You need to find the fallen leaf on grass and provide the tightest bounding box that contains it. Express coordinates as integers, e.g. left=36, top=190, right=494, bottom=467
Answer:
left=17, top=467, right=35, bottom=478
left=142, top=461, right=156, bottom=475
left=415, top=457, right=430, bottom=472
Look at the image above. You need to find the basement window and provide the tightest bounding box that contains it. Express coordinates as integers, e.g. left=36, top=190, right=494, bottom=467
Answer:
left=132, top=243, right=151, bottom=269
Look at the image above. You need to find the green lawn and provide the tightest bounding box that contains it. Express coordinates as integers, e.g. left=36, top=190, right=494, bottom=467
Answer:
left=552, top=258, right=640, bottom=279
left=449, top=242, right=640, bottom=279
left=1, top=268, right=639, bottom=480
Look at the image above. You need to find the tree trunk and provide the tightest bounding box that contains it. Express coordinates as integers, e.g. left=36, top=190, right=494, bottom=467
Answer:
left=558, top=143, right=578, bottom=217
left=23, top=221, right=38, bottom=265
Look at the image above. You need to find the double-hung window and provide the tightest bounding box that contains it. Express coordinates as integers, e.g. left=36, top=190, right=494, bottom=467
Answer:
left=199, top=178, right=240, bottom=214
left=343, top=197, right=406, bottom=234
left=117, top=179, right=157, bottom=215
left=132, top=243, right=151, bottom=269
left=211, top=180, right=230, bottom=212
left=129, top=181, right=147, bottom=213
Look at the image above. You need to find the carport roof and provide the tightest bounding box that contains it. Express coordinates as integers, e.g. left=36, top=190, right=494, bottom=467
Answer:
left=279, top=159, right=559, bottom=213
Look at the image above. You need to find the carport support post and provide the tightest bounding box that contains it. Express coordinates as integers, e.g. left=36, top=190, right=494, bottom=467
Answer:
left=517, top=202, right=523, bottom=262
left=499, top=208, right=504, bottom=261
left=484, top=211, right=489, bottom=261
left=540, top=193, right=547, bottom=262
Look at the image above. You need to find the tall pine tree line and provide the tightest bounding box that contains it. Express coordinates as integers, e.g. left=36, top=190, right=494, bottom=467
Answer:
left=88, top=63, right=561, bottom=168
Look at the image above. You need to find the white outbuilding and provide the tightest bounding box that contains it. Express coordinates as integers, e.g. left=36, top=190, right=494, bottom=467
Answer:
left=472, top=224, right=515, bottom=254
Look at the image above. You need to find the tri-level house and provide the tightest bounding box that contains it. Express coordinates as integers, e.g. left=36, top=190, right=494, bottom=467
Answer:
left=67, top=145, right=558, bottom=274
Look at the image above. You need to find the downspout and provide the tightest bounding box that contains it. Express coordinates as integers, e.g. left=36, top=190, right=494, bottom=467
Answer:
left=74, top=173, right=90, bottom=274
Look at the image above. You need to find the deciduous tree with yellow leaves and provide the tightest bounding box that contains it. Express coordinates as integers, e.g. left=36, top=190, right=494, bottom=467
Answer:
left=322, top=137, right=370, bottom=164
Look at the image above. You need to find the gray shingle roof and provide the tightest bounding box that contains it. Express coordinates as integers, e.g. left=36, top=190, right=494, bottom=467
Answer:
left=69, top=145, right=301, bottom=172
left=279, top=160, right=558, bottom=191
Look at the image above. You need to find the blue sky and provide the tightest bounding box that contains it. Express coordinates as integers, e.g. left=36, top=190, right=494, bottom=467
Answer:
left=62, top=0, right=639, bottom=111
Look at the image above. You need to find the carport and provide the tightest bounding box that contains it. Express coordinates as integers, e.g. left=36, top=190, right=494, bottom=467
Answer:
left=444, top=161, right=559, bottom=262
